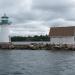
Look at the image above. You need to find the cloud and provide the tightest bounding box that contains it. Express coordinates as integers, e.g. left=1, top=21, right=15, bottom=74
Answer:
left=46, top=18, right=75, bottom=27
left=32, top=0, right=75, bottom=11
left=32, top=0, right=75, bottom=20
left=10, top=21, right=49, bottom=36
left=0, top=0, right=75, bottom=36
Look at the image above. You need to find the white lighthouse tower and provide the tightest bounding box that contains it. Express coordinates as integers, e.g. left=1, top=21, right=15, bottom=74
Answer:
left=0, top=14, right=11, bottom=43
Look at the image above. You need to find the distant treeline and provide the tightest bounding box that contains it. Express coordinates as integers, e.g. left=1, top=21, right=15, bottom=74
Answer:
left=11, top=35, right=50, bottom=41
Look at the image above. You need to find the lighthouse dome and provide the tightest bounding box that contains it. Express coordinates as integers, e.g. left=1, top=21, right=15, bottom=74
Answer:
left=1, top=14, right=9, bottom=19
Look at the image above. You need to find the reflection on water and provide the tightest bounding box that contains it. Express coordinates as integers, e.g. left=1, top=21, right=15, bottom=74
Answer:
left=0, top=50, right=75, bottom=75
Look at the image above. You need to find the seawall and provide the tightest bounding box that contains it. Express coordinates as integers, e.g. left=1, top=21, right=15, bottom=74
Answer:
left=0, top=42, right=75, bottom=50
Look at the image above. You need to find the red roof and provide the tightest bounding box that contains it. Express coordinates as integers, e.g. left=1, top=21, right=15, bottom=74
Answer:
left=49, top=26, right=75, bottom=36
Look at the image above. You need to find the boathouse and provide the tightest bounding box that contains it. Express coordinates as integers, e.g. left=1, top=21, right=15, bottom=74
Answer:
left=49, top=26, right=75, bottom=45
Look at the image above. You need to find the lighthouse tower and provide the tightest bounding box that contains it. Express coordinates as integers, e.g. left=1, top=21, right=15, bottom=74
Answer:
left=0, top=14, right=11, bottom=43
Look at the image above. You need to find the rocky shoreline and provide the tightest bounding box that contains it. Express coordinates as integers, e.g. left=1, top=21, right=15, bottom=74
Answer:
left=0, top=43, right=75, bottom=50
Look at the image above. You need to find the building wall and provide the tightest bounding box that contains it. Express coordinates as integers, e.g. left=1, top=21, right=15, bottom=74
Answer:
left=50, top=36, right=75, bottom=45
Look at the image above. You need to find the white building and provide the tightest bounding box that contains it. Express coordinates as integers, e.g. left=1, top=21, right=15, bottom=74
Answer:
left=0, top=14, right=11, bottom=43
left=49, top=26, right=75, bottom=45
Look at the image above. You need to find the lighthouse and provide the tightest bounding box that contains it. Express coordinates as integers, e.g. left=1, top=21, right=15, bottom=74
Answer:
left=0, top=14, right=11, bottom=43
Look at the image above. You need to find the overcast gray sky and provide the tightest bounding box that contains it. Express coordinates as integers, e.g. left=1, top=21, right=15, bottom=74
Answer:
left=0, top=0, right=75, bottom=36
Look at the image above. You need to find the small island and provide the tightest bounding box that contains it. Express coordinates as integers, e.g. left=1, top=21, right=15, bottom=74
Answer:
left=0, top=14, right=75, bottom=50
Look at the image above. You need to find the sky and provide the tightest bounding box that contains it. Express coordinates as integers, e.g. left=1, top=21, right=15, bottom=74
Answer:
left=0, top=0, right=75, bottom=36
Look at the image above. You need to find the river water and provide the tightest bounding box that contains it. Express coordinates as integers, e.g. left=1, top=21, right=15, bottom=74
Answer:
left=0, top=50, right=75, bottom=75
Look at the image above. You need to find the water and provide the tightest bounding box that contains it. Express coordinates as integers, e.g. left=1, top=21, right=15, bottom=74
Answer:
left=0, top=50, right=75, bottom=75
